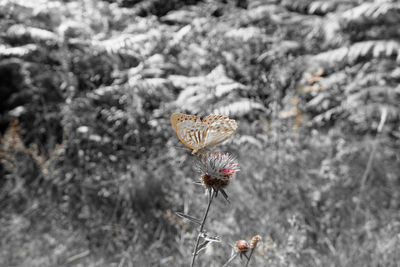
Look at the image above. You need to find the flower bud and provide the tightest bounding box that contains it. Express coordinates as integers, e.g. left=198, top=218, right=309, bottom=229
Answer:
left=235, top=240, right=249, bottom=253
left=250, top=235, right=262, bottom=249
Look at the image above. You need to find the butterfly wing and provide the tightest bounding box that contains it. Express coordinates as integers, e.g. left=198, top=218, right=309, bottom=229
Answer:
left=170, top=113, right=207, bottom=153
left=170, top=113, right=200, bottom=134
left=202, top=115, right=237, bottom=149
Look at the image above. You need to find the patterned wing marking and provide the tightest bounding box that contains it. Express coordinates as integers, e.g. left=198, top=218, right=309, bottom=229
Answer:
left=202, top=114, right=229, bottom=125
left=171, top=113, right=237, bottom=154
left=171, top=113, right=208, bottom=153
left=170, top=113, right=200, bottom=133
left=176, top=121, right=209, bottom=151
left=203, top=116, right=237, bottom=149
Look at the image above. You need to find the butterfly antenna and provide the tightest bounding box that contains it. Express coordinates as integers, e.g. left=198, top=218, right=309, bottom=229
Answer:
left=174, top=146, right=192, bottom=152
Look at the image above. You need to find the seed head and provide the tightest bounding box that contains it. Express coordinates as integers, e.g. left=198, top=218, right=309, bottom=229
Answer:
left=194, top=152, right=239, bottom=189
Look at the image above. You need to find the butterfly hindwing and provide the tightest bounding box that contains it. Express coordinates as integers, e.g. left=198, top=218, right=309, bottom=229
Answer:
left=176, top=120, right=208, bottom=150
left=171, top=113, right=206, bottom=152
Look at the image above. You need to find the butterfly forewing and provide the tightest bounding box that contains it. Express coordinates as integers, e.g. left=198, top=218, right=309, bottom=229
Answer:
left=170, top=113, right=200, bottom=133
left=171, top=113, right=237, bottom=154
left=203, top=116, right=237, bottom=149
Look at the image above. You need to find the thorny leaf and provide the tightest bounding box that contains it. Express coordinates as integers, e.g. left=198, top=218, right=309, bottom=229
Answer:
left=175, top=212, right=201, bottom=225
left=200, top=231, right=221, bottom=243
left=195, top=240, right=210, bottom=256
left=220, top=189, right=230, bottom=203
left=192, top=181, right=203, bottom=186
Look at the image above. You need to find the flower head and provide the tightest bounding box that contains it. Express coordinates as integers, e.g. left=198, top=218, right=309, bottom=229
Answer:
left=195, top=152, right=239, bottom=189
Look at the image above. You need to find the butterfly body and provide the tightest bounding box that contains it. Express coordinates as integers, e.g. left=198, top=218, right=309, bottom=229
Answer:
left=170, top=113, right=237, bottom=154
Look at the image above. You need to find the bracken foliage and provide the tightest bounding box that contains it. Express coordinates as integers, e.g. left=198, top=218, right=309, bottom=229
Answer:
left=0, top=0, right=399, bottom=266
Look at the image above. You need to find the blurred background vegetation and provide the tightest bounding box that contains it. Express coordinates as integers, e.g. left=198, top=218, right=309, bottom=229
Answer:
left=0, top=0, right=400, bottom=266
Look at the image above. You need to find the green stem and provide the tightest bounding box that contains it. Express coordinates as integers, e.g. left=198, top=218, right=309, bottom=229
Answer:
left=190, top=189, right=216, bottom=267
left=222, top=252, right=238, bottom=267
left=245, top=248, right=255, bottom=267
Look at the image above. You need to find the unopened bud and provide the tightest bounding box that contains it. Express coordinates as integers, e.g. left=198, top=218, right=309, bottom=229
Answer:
left=250, top=235, right=262, bottom=249
left=235, top=240, right=249, bottom=253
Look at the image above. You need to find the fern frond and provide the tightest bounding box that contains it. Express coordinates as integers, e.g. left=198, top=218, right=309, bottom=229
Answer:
left=121, top=53, right=172, bottom=79
left=238, top=5, right=265, bottom=26
left=174, top=86, right=211, bottom=114
left=128, top=0, right=200, bottom=17
left=206, top=64, right=235, bottom=84
left=241, top=3, right=297, bottom=25
left=309, top=106, right=343, bottom=126
left=93, top=30, right=163, bottom=59
left=161, top=9, right=198, bottom=24
left=320, top=2, right=400, bottom=45
left=346, top=72, right=392, bottom=94
left=170, top=63, right=251, bottom=114
left=318, top=71, right=348, bottom=91
left=168, top=75, right=204, bottom=89
left=0, top=1, right=34, bottom=18
left=0, top=44, right=38, bottom=58
left=258, top=40, right=302, bottom=61
left=225, top=27, right=266, bottom=42
left=212, top=99, right=266, bottom=117
left=89, top=79, right=174, bottom=107
left=57, top=21, right=92, bottom=40
left=169, top=65, right=236, bottom=89
left=129, top=77, right=174, bottom=100
left=346, top=86, right=400, bottom=106
left=169, top=24, right=192, bottom=46
left=308, top=83, right=400, bottom=129
left=7, top=24, right=59, bottom=43
left=247, top=0, right=273, bottom=10
left=347, top=102, right=399, bottom=131
left=86, top=85, right=123, bottom=106
left=305, top=93, right=330, bottom=111
left=215, top=83, right=248, bottom=97
left=307, top=1, right=343, bottom=15
left=313, top=40, right=400, bottom=69
left=283, top=0, right=346, bottom=15
left=340, top=2, right=400, bottom=27
left=233, top=135, right=263, bottom=150
left=130, top=77, right=171, bottom=90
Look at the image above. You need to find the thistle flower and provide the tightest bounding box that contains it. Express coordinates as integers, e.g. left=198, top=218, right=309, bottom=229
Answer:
left=195, top=152, right=239, bottom=190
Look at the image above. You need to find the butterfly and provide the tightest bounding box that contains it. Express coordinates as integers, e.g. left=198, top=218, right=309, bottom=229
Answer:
left=170, top=113, right=238, bottom=154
